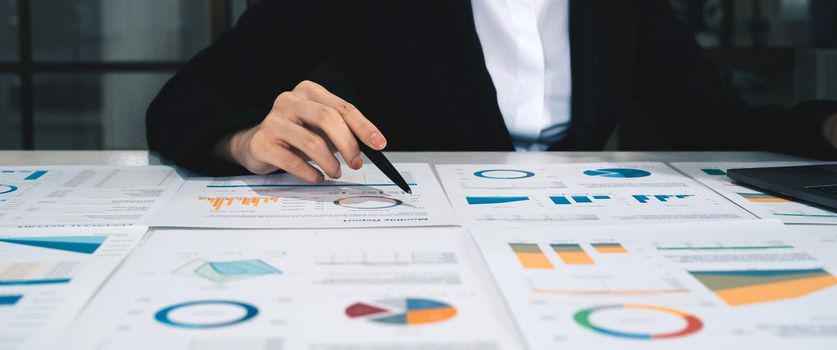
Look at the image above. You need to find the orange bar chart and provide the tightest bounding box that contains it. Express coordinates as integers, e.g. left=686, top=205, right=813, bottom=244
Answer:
left=509, top=243, right=554, bottom=269
left=200, top=196, right=279, bottom=211
left=592, top=243, right=627, bottom=254
left=737, top=193, right=789, bottom=203
left=551, top=244, right=594, bottom=265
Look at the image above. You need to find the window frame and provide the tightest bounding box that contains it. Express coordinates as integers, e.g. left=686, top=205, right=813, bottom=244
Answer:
left=0, top=0, right=235, bottom=149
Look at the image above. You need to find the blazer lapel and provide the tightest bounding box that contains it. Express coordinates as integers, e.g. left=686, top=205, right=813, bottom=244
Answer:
left=452, top=0, right=515, bottom=149
left=558, top=0, right=600, bottom=150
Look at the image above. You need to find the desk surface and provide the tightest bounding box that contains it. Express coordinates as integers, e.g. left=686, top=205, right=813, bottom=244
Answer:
left=1, top=150, right=833, bottom=349
left=0, top=150, right=808, bottom=166
left=0, top=151, right=833, bottom=346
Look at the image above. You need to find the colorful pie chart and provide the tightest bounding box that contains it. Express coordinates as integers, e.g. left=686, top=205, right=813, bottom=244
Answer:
left=345, top=298, right=457, bottom=326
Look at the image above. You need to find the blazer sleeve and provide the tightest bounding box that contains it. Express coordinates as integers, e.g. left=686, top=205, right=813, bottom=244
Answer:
left=630, top=0, right=837, bottom=159
left=146, top=0, right=344, bottom=175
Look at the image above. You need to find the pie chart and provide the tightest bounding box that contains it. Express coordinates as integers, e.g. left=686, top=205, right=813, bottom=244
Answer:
left=345, top=298, right=457, bottom=326
left=583, top=168, right=651, bottom=178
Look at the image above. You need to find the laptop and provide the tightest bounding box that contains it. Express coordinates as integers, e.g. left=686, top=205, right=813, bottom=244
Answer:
left=727, top=164, right=837, bottom=211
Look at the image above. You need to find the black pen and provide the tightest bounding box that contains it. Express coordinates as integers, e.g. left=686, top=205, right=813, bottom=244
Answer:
left=359, top=143, right=412, bottom=194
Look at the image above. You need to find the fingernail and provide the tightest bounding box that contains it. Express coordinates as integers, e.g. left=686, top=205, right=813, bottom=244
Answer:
left=351, top=155, right=363, bottom=169
left=369, top=133, right=386, bottom=149
left=316, top=173, right=325, bottom=183
left=334, top=168, right=342, bottom=178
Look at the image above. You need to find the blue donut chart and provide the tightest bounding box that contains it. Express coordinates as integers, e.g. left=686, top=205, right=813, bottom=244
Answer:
left=0, top=184, right=17, bottom=195
left=154, top=300, right=258, bottom=329
left=473, top=169, right=535, bottom=179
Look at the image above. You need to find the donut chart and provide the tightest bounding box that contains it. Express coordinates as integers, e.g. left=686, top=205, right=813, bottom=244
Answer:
left=0, top=184, right=18, bottom=195
left=333, top=196, right=403, bottom=209
left=574, top=304, right=703, bottom=340
left=154, top=300, right=258, bottom=329
left=473, top=169, right=535, bottom=179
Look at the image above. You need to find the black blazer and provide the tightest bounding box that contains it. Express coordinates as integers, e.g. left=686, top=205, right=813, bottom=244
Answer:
left=147, top=0, right=837, bottom=175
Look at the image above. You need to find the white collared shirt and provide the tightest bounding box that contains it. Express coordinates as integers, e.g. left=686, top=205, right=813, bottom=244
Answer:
left=471, top=0, right=572, bottom=151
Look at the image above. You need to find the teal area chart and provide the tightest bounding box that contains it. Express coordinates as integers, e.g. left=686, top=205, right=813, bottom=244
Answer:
left=0, top=294, right=23, bottom=306
left=0, top=278, right=71, bottom=286
left=0, top=236, right=107, bottom=254
left=466, top=196, right=530, bottom=205
left=175, top=259, right=281, bottom=283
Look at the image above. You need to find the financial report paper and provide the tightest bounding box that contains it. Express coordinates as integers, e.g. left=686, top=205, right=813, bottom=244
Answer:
left=672, top=162, right=837, bottom=225
left=151, top=163, right=457, bottom=228
left=0, top=226, right=148, bottom=350
left=62, top=227, right=523, bottom=350
left=435, top=163, right=754, bottom=226
left=471, top=220, right=837, bottom=349
left=0, top=166, right=184, bottom=226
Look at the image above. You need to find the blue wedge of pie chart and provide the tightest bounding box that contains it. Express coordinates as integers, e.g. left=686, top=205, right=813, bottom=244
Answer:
left=0, top=184, right=17, bottom=195
left=154, top=300, right=258, bottom=329
left=473, top=169, right=535, bottom=179
left=584, top=168, right=651, bottom=178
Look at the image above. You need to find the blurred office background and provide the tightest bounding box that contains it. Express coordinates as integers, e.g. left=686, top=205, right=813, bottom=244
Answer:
left=0, top=0, right=836, bottom=151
